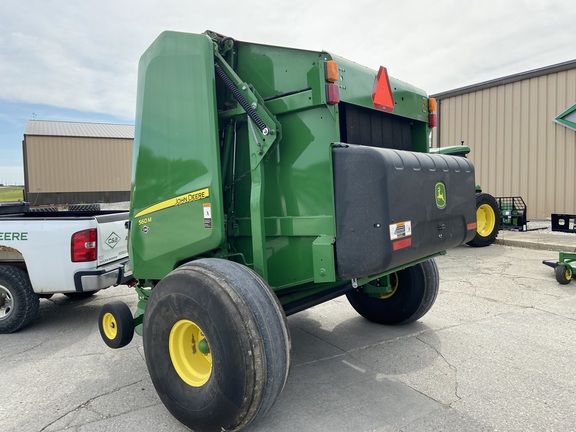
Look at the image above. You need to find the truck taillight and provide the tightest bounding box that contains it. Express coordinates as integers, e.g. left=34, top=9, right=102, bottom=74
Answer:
left=71, top=229, right=97, bottom=262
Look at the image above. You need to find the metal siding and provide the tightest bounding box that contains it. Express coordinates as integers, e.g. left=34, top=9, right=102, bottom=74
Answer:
left=563, top=69, right=576, bottom=214
left=437, top=66, right=576, bottom=219
left=25, top=136, right=132, bottom=194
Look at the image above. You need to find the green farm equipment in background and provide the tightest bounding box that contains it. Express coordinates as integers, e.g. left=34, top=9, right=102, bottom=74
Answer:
left=497, top=196, right=528, bottom=231
left=431, top=146, right=501, bottom=247
left=543, top=252, right=576, bottom=285
left=98, top=30, right=477, bottom=432
left=543, top=216, right=575, bottom=284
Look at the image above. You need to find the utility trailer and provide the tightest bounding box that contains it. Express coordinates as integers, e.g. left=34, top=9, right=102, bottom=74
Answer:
left=98, top=30, right=477, bottom=432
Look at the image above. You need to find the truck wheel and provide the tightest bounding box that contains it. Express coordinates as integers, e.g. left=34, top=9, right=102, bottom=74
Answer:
left=0, top=266, right=39, bottom=333
left=64, top=290, right=99, bottom=300
left=467, top=193, right=500, bottom=247
left=555, top=264, right=573, bottom=285
left=346, top=259, right=439, bottom=325
left=98, top=301, right=134, bottom=348
left=143, top=258, right=290, bottom=432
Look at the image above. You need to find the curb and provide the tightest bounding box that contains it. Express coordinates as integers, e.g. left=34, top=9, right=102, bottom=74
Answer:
left=494, top=238, right=568, bottom=252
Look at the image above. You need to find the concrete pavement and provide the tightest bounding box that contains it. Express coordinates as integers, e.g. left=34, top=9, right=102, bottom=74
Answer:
left=1, top=232, right=576, bottom=431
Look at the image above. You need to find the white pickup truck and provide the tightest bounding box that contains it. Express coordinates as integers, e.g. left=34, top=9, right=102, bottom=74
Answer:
left=0, top=201, right=132, bottom=333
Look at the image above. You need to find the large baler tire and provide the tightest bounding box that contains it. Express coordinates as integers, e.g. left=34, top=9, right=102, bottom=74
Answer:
left=143, top=258, right=291, bottom=432
left=346, top=259, right=439, bottom=325
left=467, top=193, right=500, bottom=247
left=0, top=266, right=39, bottom=333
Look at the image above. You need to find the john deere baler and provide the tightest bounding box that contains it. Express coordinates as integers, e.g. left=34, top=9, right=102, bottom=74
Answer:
left=99, top=30, right=476, bottom=432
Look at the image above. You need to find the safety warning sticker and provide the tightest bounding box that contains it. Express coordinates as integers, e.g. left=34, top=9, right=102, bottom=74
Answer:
left=389, top=221, right=412, bottom=240
left=203, top=203, right=212, bottom=229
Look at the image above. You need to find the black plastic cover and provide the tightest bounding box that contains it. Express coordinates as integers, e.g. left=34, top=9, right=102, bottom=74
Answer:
left=333, top=144, right=476, bottom=280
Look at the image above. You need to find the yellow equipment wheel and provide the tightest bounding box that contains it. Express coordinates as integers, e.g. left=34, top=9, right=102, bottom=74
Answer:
left=98, top=301, right=134, bottom=349
left=467, top=193, right=500, bottom=247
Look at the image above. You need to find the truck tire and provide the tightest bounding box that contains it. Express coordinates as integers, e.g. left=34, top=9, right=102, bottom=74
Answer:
left=555, top=264, right=573, bottom=285
left=98, top=301, right=135, bottom=348
left=346, top=259, right=439, bottom=325
left=0, top=266, right=40, bottom=333
left=467, top=193, right=500, bottom=247
left=143, top=258, right=290, bottom=432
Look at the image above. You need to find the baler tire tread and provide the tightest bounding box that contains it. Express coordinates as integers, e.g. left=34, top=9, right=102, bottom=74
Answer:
left=143, top=258, right=290, bottom=432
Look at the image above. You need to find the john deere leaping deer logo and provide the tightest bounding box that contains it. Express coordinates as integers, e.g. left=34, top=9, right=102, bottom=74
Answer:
left=435, top=182, right=446, bottom=209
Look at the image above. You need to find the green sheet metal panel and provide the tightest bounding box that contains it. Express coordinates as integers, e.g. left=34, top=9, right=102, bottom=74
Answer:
left=235, top=41, right=327, bottom=102
left=230, top=105, right=340, bottom=289
left=130, top=32, right=224, bottom=279
left=329, top=54, right=430, bottom=123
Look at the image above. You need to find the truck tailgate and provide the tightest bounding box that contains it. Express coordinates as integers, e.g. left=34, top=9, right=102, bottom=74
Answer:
left=95, top=212, right=129, bottom=266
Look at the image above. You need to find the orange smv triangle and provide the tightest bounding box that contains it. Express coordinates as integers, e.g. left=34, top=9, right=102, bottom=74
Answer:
left=372, top=66, right=395, bottom=112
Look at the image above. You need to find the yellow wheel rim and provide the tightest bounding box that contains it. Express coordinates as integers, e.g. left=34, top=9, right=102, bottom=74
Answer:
left=566, top=267, right=573, bottom=280
left=169, top=319, right=212, bottom=387
left=476, top=203, right=496, bottom=238
left=379, top=273, right=399, bottom=299
left=102, top=312, right=118, bottom=340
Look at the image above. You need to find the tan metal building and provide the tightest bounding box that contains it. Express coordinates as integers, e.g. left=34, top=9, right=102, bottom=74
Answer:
left=23, top=120, right=134, bottom=205
left=431, top=60, right=576, bottom=220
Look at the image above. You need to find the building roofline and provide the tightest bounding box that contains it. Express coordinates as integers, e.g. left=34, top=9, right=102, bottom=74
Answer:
left=24, top=119, right=134, bottom=139
left=431, top=59, right=576, bottom=100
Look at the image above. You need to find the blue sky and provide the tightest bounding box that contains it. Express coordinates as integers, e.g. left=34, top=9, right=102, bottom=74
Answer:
left=1, top=0, right=575, bottom=184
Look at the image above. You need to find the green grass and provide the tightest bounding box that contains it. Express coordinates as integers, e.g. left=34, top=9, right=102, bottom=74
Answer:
left=0, top=187, right=24, bottom=202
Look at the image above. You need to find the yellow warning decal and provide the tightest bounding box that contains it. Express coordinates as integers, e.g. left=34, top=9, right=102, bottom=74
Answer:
left=135, top=188, right=210, bottom=218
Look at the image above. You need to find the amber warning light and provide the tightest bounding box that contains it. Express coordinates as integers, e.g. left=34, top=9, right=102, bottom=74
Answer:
left=372, top=66, right=394, bottom=112
left=428, top=97, right=437, bottom=128
left=324, top=60, right=340, bottom=105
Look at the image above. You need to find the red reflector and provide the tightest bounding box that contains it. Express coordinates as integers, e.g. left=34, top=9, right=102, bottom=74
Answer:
left=429, top=112, right=437, bottom=128
left=71, top=229, right=97, bottom=262
left=392, top=237, right=412, bottom=251
left=372, top=66, right=395, bottom=112
left=326, top=83, right=340, bottom=105
left=467, top=222, right=478, bottom=231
